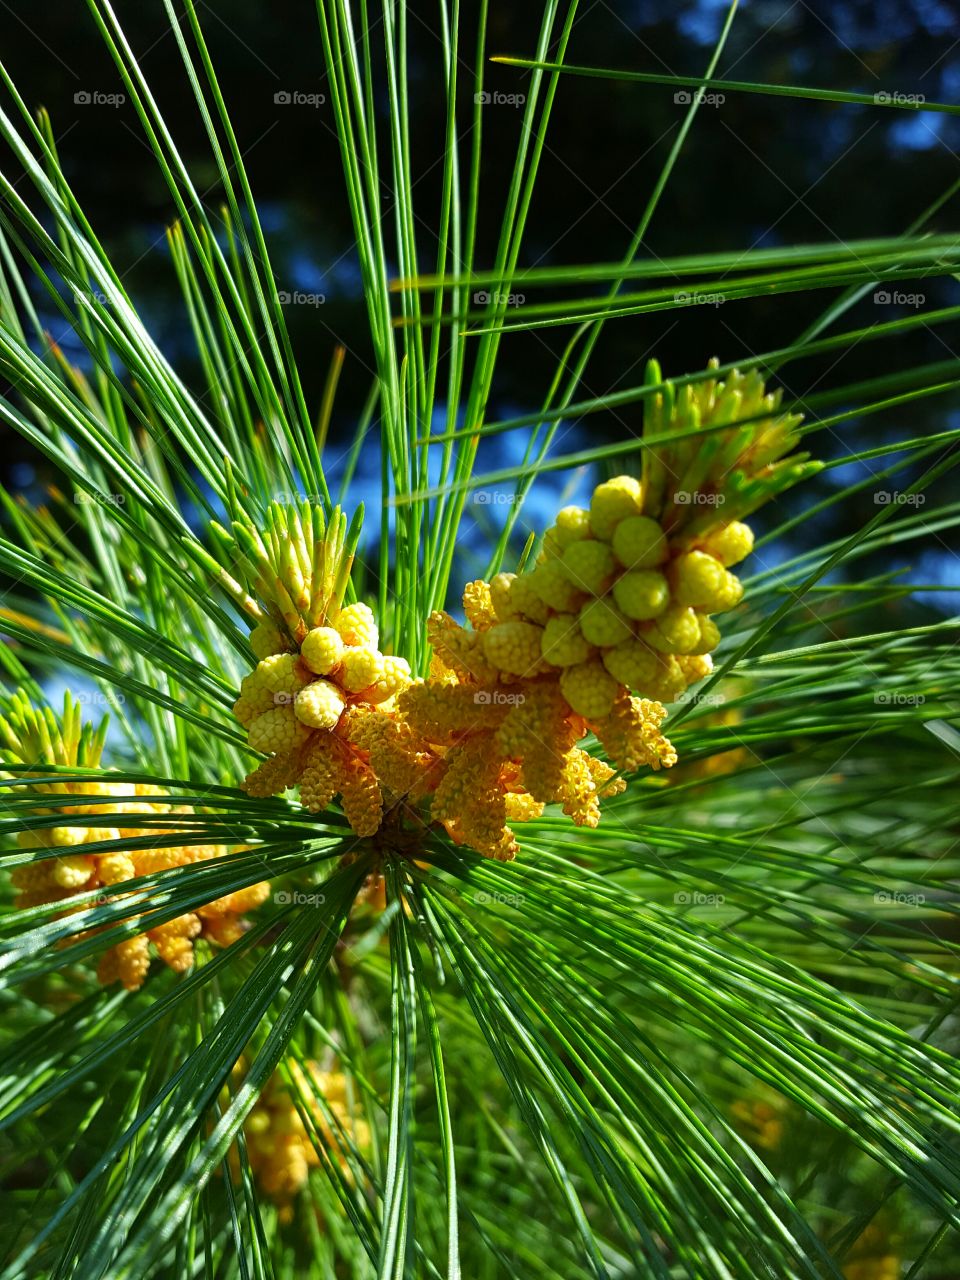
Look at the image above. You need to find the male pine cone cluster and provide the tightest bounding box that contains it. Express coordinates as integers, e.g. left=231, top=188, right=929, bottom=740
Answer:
left=236, top=601, right=411, bottom=838
left=235, top=1061, right=369, bottom=1212
left=3, top=694, right=268, bottom=989
left=232, top=364, right=813, bottom=860
left=390, top=468, right=749, bottom=861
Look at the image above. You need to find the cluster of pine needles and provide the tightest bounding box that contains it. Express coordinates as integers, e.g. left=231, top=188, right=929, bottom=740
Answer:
left=0, top=2, right=958, bottom=1278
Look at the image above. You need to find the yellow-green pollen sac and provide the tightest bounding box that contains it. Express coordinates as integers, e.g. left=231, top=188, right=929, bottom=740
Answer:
left=469, top=475, right=750, bottom=712
left=217, top=503, right=414, bottom=841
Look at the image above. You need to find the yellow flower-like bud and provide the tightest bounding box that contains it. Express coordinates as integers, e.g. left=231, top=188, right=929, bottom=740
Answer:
left=560, top=540, right=617, bottom=595
left=463, top=580, right=497, bottom=630
left=256, top=653, right=309, bottom=696
left=710, top=571, right=744, bottom=613
left=50, top=825, right=89, bottom=848
left=496, top=685, right=576, bottom=804
left=301, top=626, right=345, bottom=675
left=541, top=615, right=593, bottom=667
left=50, top=854, right=96, bottom=889
left=530, top=562, right=585, bottom=613
left=98, top=851, right=137, bottom=884
left=644, top=604, right=701, bottom=654
left=244, top=750, right=302, bottom=798
left=689, top=615, right=721, bottom=655
left=482, top=621, right=545, bottom=676
left=102, top=935, right=151, bottom=991
left=335, top=742, right=383, bottom=838
left=249, top=621, right=287, bottom=660
left=557, top=749, right=603, bottom=827
left=559, top=662, right=619, bottom=720
left=233, top=695, right=264, bottom=726
left=294, top=680, right=346, bottom=730
left=150, top=915, right=201, bottom=973
left=554, top=505, right=592, bottom=546
left=579, top=598, right=633, bottom=647
left=612, top=570, right=669, bottom=621
left=589, top=475, right=642, bottom=540
left=504, top=791, right=546, bottom=822
left=702, top=521, right=754, bottom=567
left=248, top=705, right=313, bottom=753
left=238, top=671, right=274, bottom=719
left=601, top=638, right=662, bottom=690
left=428, top=611, right=500, bottom=683
left=299, top=736, right=338, bottom=811
left=344, top=705, right=431, bottom=798
left=677, top=654, right=714, bottom=686
left=611, top=515, right=668, bottom=569
left=592, top=693, right=677, bottom=772
left=366, top=655, right=412, bottom=704
left=671, top=551, right=726, bottom=608
left=507, top=573, right=550, bottom=623
left=540, top=528, right=564, bottom=560
left=335, top=601, right=378, bottom=648
left=434, top=737, right=516, bottom=859
left=489, top=573, right=518, bottom=621
left=339, top=646, right=385, bottom=693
